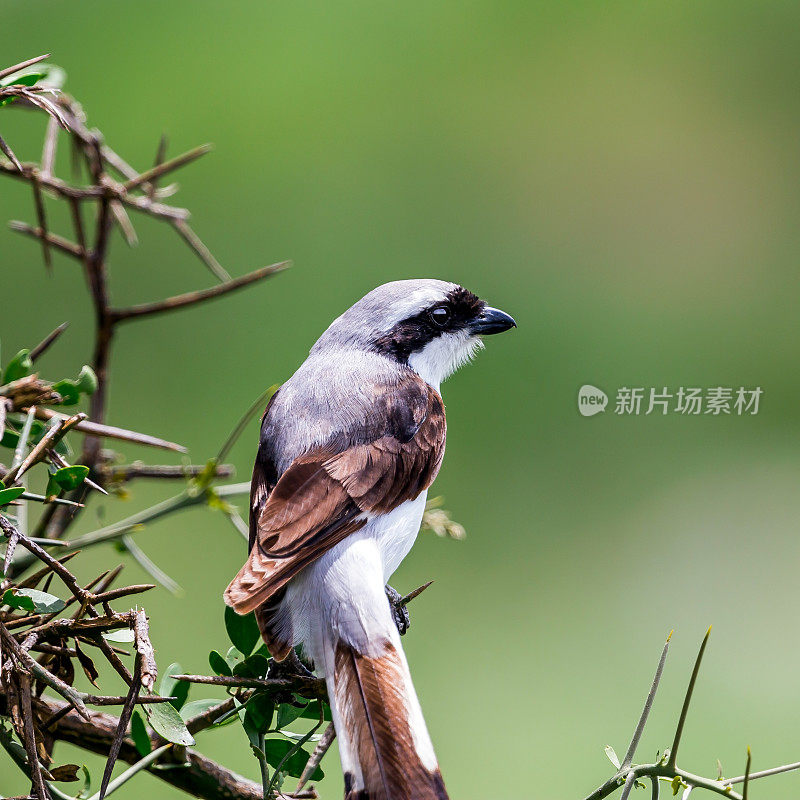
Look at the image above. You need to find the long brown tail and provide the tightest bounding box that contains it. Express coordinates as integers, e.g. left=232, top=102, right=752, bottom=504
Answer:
left=329, top=638, right=448, bottom=800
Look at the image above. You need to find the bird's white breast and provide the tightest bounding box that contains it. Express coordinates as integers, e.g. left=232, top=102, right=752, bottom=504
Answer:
left=282, top=493, right=428, bottom=658
left=365, top=492, right=428, bottom=580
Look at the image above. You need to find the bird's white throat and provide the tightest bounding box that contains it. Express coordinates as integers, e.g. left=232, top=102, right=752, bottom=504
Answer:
left=407, top=331, right=484, bottom=391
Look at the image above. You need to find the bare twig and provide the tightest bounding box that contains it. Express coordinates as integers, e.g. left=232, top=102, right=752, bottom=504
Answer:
left=742, top=749, right=751, bottom=800
left=171, top=673, right=327, bottom=698
left=397, top=580, right=434, bottom=607
left=30, top=177, right=51, bottom=271
left=98, top=655, right=141, bottom=800
left=296, top=722, right=336, bottom=793
left=3, top=413, right=85, bottom=484
left=102, top=461, right=234, bottom=482
left=172, top=219, right=231, bottom=282
left=146, top=134, right=168, bottom=200
left=0, top=54, right=51, bottom=82
left=111, top=261, right=290, bottom=322
left=30, top=697, right=312, bottom=800
left=122, top=143, right=212, bottom=192
left=0, top=623, right=89, bottom=720
left=0, top=515, right=89, bottom=604
left=40, top=116, right=59, bottom=179
left=90, top=584, right=155, bottom=604
left=31, top=407, right=186, bottom=453
left=109, top=201, right=137, bottom=246
left=132, top=610, right=156, bottom=692
left=17, top=673, right=50, bottom=800
left=0, top=132, right=22, bottom=171
left=622, top=632, right=672, bottom=768
left=119, top=535, right=182, bottom=595
left=29, top=323, right=69, bottom=362
left=668, top=628, right=711, bottom=769
left=9, top=221, right=83, bottom=259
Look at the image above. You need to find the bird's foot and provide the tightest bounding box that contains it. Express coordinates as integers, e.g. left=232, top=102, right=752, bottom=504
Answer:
left=385, top=584, right=411, bottom=636
left=267, top=649, right=320, bottom=705
left=268, top=648, right=316, bottom=681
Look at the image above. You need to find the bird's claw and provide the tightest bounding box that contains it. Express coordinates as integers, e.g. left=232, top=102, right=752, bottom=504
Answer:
left=385, top=584, right=411, bottom=636
left=268, top=648, right=316, bottom=681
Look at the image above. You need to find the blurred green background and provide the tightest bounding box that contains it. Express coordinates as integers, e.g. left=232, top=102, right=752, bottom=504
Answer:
left=2, top=0, right=800, bottom=797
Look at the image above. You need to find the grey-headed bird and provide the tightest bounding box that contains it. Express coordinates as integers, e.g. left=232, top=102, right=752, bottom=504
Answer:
left=225, top=280, right=515, bottom=799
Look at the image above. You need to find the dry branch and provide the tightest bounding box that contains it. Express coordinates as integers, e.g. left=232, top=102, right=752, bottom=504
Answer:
left=8, top=222, right=84, bottom=258
left=111, top=261, right=290, bottom=322
left=32, top=698, right=316, bottom=800
left=0, top=54, right=51, bottom=82
left=30, top=408, right=186, bottom=453
left=0, top=53, right=302, bottom=800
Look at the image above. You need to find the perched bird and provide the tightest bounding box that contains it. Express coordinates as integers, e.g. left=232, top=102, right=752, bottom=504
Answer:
left=225, top=279, right=515, bottom=799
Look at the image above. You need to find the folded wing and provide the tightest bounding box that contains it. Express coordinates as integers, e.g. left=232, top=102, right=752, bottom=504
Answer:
left=224, top=372, right=446, bottom=621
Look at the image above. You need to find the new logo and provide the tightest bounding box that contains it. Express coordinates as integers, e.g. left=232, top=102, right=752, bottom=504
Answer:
left=578, top=384, right=608, bottom=416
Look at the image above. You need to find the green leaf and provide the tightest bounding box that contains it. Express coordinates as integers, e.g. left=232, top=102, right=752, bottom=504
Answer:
left=160, top=663, right=190, bottom=711
left=224, top=605, right=260, bottom=656
left=225, top=645, right=245, bottom=671
left=179, top=698, right=222, bottom=723
left=0, top=486, right=25, bottom=506
left=0, top=422, right=59, bottom=453
left=75, top=365, right=98, bottom=394
left=243, top=692, right=274, bottom=734
left=76, top=764, right=92, bottom=800
left=51, top=379, right=80, bottom=406
left=0, top=72, right=46, bottom=88
left=102, top=628, right=134, bottom=643
left=2, top=587, right=65, bottom=614
left=45, top=472, right=62, bottom=500
left=130, top=711, right=151, bottom=757
left=2, top=349, right=32, bottom=383
left=276, top=701, right=308, bottom=730
left=604, top=745, right=621, bottom=769
left=232, top=653, right=269, bottom=679
left=299, top=699, right=332, bottom=721
left=263, top=738, right=323, bottom=780
left=145, top=701, right=195, bottom=746
left=52, top=465, right=89, bottom=491
left=209, top=650, right=232, bottom=676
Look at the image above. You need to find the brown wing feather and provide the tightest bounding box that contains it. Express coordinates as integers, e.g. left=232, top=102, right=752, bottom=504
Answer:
left=225, top=375, right=445, bottom=617
left=249, top=392, right=280, bottom=552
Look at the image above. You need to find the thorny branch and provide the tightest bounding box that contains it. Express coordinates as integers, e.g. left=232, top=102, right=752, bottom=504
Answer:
left=582, top=630, right=800, bottom=800
left=0, top=54, right=322, bottom=800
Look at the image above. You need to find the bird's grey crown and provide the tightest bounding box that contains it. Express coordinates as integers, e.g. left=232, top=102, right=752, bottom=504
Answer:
left=310, top=279, right=458, bottom=354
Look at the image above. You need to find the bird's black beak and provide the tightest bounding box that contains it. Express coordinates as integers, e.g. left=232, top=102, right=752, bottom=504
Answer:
left=470, top=306, right=516, bottom=335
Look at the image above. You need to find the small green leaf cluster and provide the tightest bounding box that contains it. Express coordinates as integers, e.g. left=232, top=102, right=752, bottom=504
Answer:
left=1, top=345, right=97, bottom=403
left=2, top=586, right=66, bottom=614
left=220, top=606, right=327, bottom=785
left=0, top=341, right=98, bottom=504
left=159, top=605, right=330, bottom=794
left=129, top=669, right=195, bottom=753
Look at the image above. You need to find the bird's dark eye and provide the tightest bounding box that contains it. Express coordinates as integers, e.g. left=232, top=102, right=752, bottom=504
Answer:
left=429, top=306, right=451, bottom=328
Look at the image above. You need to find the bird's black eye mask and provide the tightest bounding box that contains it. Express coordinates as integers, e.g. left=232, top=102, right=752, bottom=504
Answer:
left=372, top=286, right=484, bottom=362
